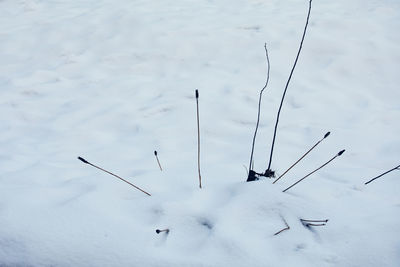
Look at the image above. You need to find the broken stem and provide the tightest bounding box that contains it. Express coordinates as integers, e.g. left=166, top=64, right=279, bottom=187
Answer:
left=274, top=217, right=290, bottom=236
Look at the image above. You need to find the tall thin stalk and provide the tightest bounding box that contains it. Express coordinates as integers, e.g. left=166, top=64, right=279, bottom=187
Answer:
left=248, top=43, right=271, bottom=174
left=195, top=89, right=202, bottom=189
left=267, top=0, right=313, bottom=172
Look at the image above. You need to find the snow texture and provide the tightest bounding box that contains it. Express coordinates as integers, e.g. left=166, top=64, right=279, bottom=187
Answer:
left=0, top=0, right=399, bottom=266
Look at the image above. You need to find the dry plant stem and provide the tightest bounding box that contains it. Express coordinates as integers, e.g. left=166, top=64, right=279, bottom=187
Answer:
left=156, top=229, right=170, bottom=234
left=267, top=0, right=313, bottom=171
left=300, top=219, right=329, bottom=223
left=274, top=217, right=290, bottom=236
left=274, top=226, right=290, bottom=236
left=283, top=150, right=345, bottom=193
left=274, top=131, right=330, bottom=184
left=365, top=164, right=400, bottom=185
left=305, top=223, right=326, bottom=227
left=156, top=156, right=162, bottom=171
left=248, top=43, right=270, bottom=172
left=195, top=89, right=202, bottom=189
left=154, top=151, right=163, bottom=171
left=77, top=157, right=151, bottom=196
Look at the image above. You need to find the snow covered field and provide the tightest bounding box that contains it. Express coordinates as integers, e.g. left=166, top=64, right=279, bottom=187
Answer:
left=0, top=0, right=399, bottom=266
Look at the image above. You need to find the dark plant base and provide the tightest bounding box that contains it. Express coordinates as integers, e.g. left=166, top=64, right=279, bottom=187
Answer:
left=246, top=169, right=276, bottom=182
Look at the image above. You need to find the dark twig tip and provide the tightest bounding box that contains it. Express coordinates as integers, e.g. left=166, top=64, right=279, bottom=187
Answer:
left=195, top=89, right=199, bottom=99
left=338, top=149, right=345, bottom=156
left=324, top=132, right=331, bottom=139
left=156, top=229, right=169, bottom=234
left=78, top=157, right=89, bottom=164
left=154, top=150, right=157, bottom=156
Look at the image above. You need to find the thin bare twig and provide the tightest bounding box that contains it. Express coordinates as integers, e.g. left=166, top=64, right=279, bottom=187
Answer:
left=273, top=132, right=330, bottom=184
left=301, top=218, right=329, bottom=227
left=78, top=157, right=151, bottom=196
left=248, top=43, right=270, bottom=175
left=300, top=219, right=329, bottom=223
left=156, top=229, right=170, bottom=234
left=365, top=164, right=400, bottom=185
left=274, top=217, right=290, bottom=236
left=283, top=150, right=345, bottom=193
left=195, top=89, right=202, bottom=189
left=304, top=223, right=326, bottom=227
left=154, top=151, right=163, bottom=171
left=267, top=0, right=313, bottom=172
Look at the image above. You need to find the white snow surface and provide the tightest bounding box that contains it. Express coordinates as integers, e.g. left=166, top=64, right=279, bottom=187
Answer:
left=1, top=0, right=399, bottom=266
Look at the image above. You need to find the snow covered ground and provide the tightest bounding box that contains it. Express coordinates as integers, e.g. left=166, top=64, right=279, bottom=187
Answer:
left=0, top=0, right=399, bottom=266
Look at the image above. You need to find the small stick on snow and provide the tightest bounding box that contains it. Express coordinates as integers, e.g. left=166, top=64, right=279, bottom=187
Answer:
left=364, top=164, right=400, bottom=185
left=300, top=219, right=329, bottom=223
left=283, top=150, right=345, bottom=193
left=274, top=226, right=290, bottom=236
left=304, top=223, right=326, bottom=227
left=156, top=229, right=170, bottom=234
left=274, top=217, right=290, bottom=236
left=274, top=132, right=330, bottom=184
left=301, top=219, right=328, bottom=227
left=154, top=150, right=163, bottom=171
left=77, top=157, right=151, bottom=196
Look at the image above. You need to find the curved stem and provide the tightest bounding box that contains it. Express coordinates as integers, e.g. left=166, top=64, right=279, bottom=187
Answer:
left=248, top=43, right=271, bottom=172
left=267, top=0, right=313, bottom=171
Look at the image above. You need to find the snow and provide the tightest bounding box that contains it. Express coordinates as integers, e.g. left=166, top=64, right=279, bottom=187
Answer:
left=0, top=0, right=399, bottom=266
